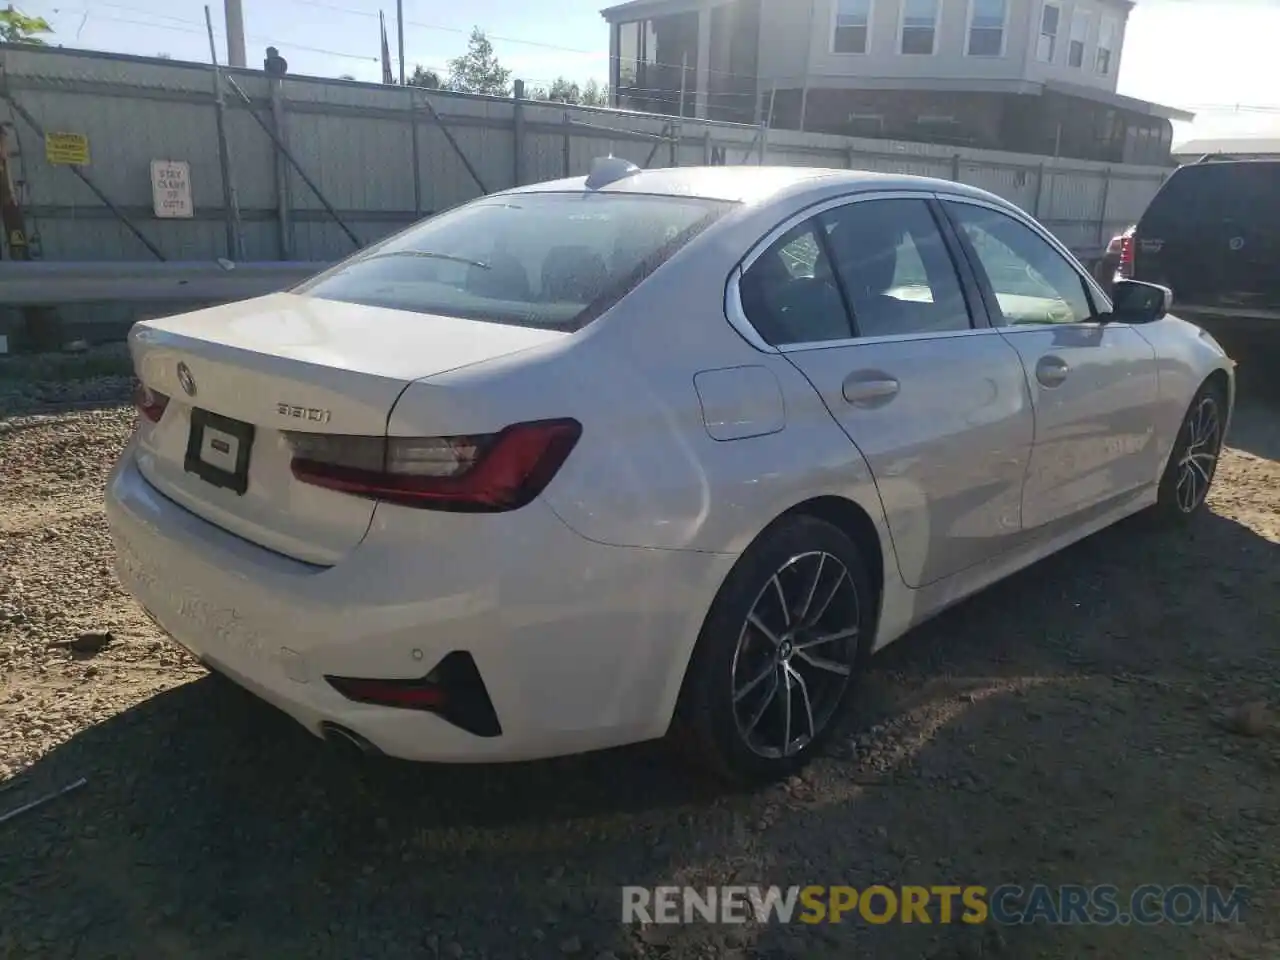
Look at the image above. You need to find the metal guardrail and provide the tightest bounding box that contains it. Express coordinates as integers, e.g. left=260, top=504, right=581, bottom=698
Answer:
left=0, top=261, right=331, bottom=306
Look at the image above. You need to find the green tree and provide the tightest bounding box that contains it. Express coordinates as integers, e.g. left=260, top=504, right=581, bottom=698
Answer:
left=0, top=5, right=52, bottom=44
left=408, top=65, right=441, bottom=88
left=580, top=79, right=610, bottom=107
left=446, top=28, right=511, bottom=96
left=528, top=78, right=609, bottom=106
left=547, top=77, right=581, bottom=103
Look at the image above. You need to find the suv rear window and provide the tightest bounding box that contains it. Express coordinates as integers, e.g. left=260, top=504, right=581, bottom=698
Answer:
left=1141, top=161, right=1280, bottom=231
left=297, top=193, right=732, bottom=331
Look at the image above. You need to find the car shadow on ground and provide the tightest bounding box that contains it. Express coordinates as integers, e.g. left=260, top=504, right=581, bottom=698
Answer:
left=6, top=498, right=1276, bottom=959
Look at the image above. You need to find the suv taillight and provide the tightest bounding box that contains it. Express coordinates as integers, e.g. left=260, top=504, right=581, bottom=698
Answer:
left=286, top=418, right=582, bottom=512
left=1117, top=232, right=1135, bottom=279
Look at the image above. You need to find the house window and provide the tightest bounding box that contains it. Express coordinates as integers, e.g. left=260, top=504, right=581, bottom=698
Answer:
left=1068, top=10, right=1090, bottom=68
left=1097, top=17, right=1117, bottom=74
left=901, top=0, right=939, bottom=54
left=834, top=0, right=872, bottom=54
left=967, top=0, right=1006, bottom=56
left=1036, top=3, right=1060, bottom=63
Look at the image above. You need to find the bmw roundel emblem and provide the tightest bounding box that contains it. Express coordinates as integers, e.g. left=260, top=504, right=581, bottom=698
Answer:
left=176, top=362, right=197, bottom=397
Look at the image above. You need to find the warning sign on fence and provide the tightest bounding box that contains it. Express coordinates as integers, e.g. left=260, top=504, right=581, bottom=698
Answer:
left=151, top=160, right=193, bottom=218
left=45, top=132, right=90, bottom=165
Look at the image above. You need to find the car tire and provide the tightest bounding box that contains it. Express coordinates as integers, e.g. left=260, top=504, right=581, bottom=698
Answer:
left=675, top=514, right=875, bottom=785
left=1152, top=381, right=1227, bottom=522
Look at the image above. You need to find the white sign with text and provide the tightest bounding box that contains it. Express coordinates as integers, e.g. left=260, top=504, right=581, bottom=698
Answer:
left=151, top=160, right=193, bottom=218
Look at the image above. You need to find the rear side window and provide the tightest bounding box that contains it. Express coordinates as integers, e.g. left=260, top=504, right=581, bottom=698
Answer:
left=1142, top=162, right=1280, bottom=232
left=297, top=193, right=731, bottom=331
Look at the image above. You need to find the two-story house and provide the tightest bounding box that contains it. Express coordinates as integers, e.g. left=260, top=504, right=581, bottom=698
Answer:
left=601, top=0, right=1192, bottom=164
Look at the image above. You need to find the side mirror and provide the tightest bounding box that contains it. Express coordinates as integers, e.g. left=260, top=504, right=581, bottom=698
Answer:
left=1108, top=279, right=1172, bottom=324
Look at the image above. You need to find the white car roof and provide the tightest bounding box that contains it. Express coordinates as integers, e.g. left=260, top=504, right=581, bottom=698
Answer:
left=508, top=165, right=1008, bottom=208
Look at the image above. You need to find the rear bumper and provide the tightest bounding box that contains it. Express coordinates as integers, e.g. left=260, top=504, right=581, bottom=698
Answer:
left=104, top=443, right=735, bottom=763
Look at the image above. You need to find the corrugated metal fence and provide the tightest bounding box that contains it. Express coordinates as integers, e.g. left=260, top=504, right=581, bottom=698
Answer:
left=0, top=44, right=1168, bottom=267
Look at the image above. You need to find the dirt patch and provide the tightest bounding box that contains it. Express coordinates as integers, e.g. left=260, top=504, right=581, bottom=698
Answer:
left=1, top=348, right=1276, bottom=960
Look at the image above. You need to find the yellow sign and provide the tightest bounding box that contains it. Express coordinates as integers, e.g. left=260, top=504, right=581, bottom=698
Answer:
left=45, top=132, right=89, bottom=166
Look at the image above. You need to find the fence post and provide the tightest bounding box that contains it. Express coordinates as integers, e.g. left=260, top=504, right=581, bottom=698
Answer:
left=951, top=153, right=961, bottom=182
left=563, top=110, right=572, bottom=177
left=1096, top=167, right=1112, bottom=247
left=513, top=79, right=526, bottom=188
left=269, top=77, right=293, bottom=260
left=410, top=88, right=423, bottom=217
left=670, top=120, right=680, bottom=166
left=204, top=6, right=243, bottom=260
left=703, top=128, right=711, bottom=165
left=1033, top=162, right=1046, bottom=217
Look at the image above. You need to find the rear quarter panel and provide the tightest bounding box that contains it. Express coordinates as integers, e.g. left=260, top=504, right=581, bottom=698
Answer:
left=398, top=199, right=897, bottom=563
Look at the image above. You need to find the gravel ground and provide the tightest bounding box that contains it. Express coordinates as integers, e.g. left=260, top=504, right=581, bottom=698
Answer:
left=1, top=340, right=1277, bottom=960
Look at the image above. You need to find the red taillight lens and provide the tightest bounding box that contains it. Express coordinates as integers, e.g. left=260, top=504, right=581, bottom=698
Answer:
left=287, top=418, right=582, bottom=512
left=325, top=676, right=446, bottom=709
left=1117, top=233, right=1135, bottom=279
left=133, top=382, right=169, bottom=423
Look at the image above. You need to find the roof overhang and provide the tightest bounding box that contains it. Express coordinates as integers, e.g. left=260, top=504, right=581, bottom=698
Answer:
left=1041, top=80, right=1195, bottom=123
left=600, top=0, right=708, bottom=22
left=790, top=74, right=1194, bottom=122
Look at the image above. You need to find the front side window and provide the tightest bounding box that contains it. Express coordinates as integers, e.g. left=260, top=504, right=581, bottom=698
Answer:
left=1068, top=10, right=1090, bottom=67
left=821, top=199, right=972, bottom=338
left=298, top=194, right=730, bottom=332
left=968, top=0, right=1007, bottom=56
left=945, top=202, right=1095, bottom=326
left=740, top=219, right=852, bottom=346
left=834, top=0, right=872, bottom=54
left=1037, top=2, right=1060, bottom=62
left=1097, top=17, right=1117, bottom=74
left=901, top=0, right=939, bottom=54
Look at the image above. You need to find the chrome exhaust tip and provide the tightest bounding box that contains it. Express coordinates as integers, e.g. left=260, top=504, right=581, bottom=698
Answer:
left=320, top=722, right=383, bottom=758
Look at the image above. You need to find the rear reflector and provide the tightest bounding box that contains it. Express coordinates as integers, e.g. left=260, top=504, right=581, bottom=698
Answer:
left=325, top=651, right=502, bottom=738
left=133, top=382, right=170, bottom=423
left=288, top=418, right=581, bottom=512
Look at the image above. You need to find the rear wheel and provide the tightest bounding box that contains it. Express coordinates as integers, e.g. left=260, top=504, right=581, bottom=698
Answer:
left=676, top=515, right=875, bottom=784
left=1153, top=383, right=1226, bottom=521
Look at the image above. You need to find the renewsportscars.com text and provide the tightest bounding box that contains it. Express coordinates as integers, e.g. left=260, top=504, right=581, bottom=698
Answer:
left=622, top=885, right=1248, bottom=926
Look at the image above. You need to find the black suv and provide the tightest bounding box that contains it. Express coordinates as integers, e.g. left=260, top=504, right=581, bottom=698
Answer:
left=1127, top=158, right=1278, bottom=329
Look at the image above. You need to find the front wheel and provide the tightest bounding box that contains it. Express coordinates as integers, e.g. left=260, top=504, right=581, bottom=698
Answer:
left=1153, top=383, right=1226, bottom=521
left=675, top=515, right=876, bottom=785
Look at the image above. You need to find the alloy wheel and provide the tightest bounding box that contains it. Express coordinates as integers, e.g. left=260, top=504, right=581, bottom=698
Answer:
left=730, top=551, right=860, bottom=759
left=1175, top=394, right=1222, bottom=513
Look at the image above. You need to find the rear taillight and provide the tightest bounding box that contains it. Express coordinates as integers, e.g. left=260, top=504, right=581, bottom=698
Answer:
left=287, top=418, right=582, bottom=512
left=133, top=382, right=169, bottom=423
left=1117, top=232, right=1135, bottom=279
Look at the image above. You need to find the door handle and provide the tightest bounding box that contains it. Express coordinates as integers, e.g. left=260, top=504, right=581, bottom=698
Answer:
left=1036, top=356, right=1070, bottom=388
left=843, top=373, right=900, bottom=405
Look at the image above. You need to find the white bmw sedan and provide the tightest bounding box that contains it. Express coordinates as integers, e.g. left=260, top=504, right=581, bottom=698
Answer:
left=106, top=162, right=1234, bottom=782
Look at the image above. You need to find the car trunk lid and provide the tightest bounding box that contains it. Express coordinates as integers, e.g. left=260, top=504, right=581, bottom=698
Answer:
left=129, top=292, right=567, bottom=565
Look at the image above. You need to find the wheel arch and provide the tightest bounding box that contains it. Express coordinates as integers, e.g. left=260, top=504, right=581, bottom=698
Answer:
left=670, top=493, right=887, bottom=728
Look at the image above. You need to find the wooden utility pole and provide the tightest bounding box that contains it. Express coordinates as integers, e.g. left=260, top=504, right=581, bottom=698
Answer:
left=0, top=125, right=29, bottom=262
left=0, top=124, right=61, bottom=350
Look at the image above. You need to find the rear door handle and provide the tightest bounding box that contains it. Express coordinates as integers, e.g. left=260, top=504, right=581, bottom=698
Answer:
left=1036, top=356, right=1070, bottom=388
left=843, top=373, right=900, bottom=406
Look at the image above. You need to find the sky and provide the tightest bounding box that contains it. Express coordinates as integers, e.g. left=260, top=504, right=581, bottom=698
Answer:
left=19, top=0, right=1280, bottom=144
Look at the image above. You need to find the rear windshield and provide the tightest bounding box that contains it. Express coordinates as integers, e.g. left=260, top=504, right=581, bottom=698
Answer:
left=1142, top=161, right=1280, bottom=231
left=296, top=192, right=732, bottom=331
